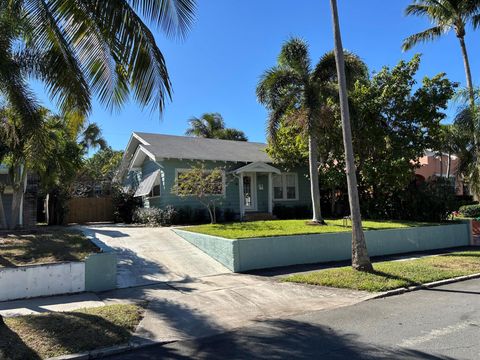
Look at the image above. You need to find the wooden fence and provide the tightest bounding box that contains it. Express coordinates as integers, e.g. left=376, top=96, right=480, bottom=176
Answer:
left=67, top=197, right=114, bottom=224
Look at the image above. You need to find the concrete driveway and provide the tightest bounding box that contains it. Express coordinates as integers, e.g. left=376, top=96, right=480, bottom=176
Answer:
left=79, top=224, right=374, bottom=345
left=80, top=225, right=229, bottom=288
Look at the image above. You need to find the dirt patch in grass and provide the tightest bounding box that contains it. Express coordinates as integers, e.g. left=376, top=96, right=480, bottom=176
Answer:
left=284, top=249, right=480, bottom=292
left=0, top=304, right=143, bottom=359
left=0, top=228, right=99, bottom=267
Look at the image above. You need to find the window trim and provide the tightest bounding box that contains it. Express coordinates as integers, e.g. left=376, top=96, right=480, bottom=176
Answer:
left=272, top=173, right=299, bottom=201
left=175, top=168, right=226, bottom=196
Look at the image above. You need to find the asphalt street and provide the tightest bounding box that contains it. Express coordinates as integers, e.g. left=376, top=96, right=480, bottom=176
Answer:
left=108, top=278, right=480, bottom=359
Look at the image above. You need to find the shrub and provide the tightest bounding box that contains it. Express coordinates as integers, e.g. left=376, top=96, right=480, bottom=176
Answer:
left=222, top=208, right=236, bottom=222
left=162, top=205, right=177, bottom=226
left=273, top=204, right=312, bottom=220
left=133, top=208, right=163, bottom=225
left=133, top=206, right=177, bottom=226
left=111, top=186, right=141, bottom=224
left=459, top=204, right=480, bottom=218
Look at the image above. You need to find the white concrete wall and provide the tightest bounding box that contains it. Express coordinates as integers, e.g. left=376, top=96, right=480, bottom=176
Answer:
left=0, top=262, right=85, bottom=301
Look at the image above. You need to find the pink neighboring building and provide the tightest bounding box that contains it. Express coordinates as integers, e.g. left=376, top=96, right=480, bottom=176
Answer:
left=415, top=151, right=466, bottom=196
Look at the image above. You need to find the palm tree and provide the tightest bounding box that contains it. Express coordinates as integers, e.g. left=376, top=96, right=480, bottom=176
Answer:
left=185, top=113, right=248, bottom=141
left=402, top=0, right=480, bottom=108
left=0, top=0, right=196, bottom=121
left=186, top=113, right=226, bottom=138
left=78, top=124, right=108, bottom=154
left=329, top=0, right=373, bottom=271
left=257, top=37, right=367, bottom=225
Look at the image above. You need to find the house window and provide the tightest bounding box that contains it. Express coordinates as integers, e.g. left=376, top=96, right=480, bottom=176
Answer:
left=176, top=169, right=225, bottom=195
left=273, top=174, right=283, bottom=199
left=273, top=173, right=298, bottom=201
left=149, top=174, right=161, bottom=197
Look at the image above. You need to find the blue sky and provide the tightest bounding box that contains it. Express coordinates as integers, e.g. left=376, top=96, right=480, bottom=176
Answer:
left=31, top=0, right=480, bottom=151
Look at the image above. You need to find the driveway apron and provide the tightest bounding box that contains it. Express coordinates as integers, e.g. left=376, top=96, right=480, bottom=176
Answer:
left=80, top=225, right=230, bottom=288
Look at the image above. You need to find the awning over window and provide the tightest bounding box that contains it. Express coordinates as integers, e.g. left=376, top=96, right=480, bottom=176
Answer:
left=134, top=170, right=160, bottom=197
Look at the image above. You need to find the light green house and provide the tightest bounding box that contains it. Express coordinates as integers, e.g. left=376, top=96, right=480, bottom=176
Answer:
left=118, top=132, right=311, bottom=220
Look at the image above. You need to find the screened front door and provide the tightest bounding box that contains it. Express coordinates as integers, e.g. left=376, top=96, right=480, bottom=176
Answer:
left=242, top=173, right=257, bottom=211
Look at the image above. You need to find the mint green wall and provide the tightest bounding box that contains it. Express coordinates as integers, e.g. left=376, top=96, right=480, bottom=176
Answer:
left=134, top=157, right=311, bottom=214
left=150, top=159, right=240, bottom=213
left=174, top=223, right=471, bottom=272
left=272, top=167, right=311, bottom=207
left=84, top=252, right=117, bottom=291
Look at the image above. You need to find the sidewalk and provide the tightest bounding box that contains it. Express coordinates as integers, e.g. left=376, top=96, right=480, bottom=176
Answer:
left=0, top=273, right=374, bottom=346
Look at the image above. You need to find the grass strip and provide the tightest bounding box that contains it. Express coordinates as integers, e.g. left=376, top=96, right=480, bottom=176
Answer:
left=284, top=249, right=480, bottom=292
left=0, top=304, right=143, bottom=359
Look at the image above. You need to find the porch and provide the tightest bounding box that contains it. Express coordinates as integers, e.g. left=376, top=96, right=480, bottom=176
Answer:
left=234, top=162, right=281, bottom=221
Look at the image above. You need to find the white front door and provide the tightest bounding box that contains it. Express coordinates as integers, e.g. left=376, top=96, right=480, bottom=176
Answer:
left=242, top=173, right=257, bottom=211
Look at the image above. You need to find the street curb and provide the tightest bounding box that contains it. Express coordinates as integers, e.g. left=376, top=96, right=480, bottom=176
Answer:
left=370, top=272, right=480, bottom=300
left=46, top=340, right=170, bottom=360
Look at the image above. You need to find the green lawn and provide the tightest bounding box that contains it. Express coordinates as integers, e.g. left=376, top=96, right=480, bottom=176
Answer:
left=182, top=219, right=439, bottom=239
left=284, top=249, right=480, bottom=292
left=0, top=304, right=143, bottom=359
left=0, top=228, right=99, bottom=267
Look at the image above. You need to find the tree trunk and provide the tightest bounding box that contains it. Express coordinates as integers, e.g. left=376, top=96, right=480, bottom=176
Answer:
left=446, top=152, right=451, bottom=179
left=439, top=153, right=443, bottom=178
left=308, top=134, right=325, bottom=224
left=329, top=0, right=372, bottom=272
left=45, top=193, right=50, bottom=225
left=0, top=191, right=7, bottom=229
left=10, top=165, right=26, bottom=229
left=458, top=36, right=475, bottom=109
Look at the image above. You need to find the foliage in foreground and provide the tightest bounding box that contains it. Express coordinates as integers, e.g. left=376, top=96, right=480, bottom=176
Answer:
left=0, top=304, right=143, bottom=360
left=183, top=219, right=438, bottom=239
left=284, top=249, right=480, bottom=292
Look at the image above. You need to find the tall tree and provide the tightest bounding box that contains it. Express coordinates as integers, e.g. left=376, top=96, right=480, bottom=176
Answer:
left=329, top=0, right=373, bottom=271
left=0, top=0, right=196, bottom=121
left=185, top=113, right=248, bottom=141
left=257, top=38, right=367, bottom=225
left=402, top=0, right=479, bottom=108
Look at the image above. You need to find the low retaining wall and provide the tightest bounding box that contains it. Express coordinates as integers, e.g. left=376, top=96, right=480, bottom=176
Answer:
left=0, top=262, right=85, bottom=302
left=173, top=222, right=472, bottom=272
left=0, top=236, right=117, bottom=302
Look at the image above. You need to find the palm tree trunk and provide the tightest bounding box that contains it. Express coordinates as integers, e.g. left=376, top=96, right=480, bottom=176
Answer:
left=439, top=153, right=443, bottom=178
left=308, top=133, right=324, bottom=224
left=446, top=152, right=451, bottom=179
left=458, top=36, right=475, bottom=109
left=329, top=0, right=372, bottom=272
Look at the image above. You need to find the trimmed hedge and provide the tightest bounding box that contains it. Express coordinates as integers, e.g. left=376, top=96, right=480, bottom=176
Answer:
left=459, top=204, right=480, bottom=218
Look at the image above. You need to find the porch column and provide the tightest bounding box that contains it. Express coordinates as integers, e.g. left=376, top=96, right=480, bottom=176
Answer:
left=268, top=172, right=273, bottom=214
left=239, top=172, right=245, bottom=220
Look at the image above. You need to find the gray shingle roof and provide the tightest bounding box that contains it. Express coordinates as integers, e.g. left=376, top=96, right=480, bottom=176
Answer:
left=134, top=132, right=271, bottom=163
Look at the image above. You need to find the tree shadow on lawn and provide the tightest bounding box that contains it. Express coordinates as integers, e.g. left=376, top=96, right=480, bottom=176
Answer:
left=0, top=321, right=40, bottom=360
left=0, top=230, right=99, bottom=266
left=1, top=311, right=135, bottom=360
left=124, top=318, right=454, bottom=360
